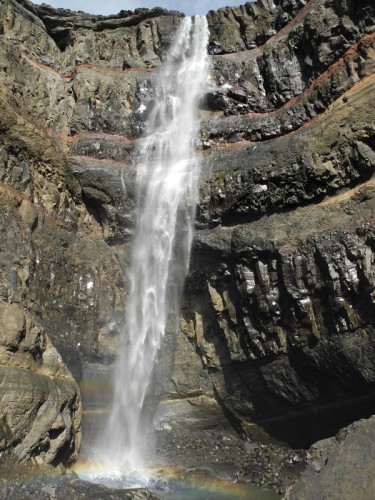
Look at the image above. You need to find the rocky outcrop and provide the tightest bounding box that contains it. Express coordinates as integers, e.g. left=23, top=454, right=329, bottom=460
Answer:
left=0, top=89, right=127, bottom=370
left=0, top=0, right=140, bottom=468
left=0, top=0, right=182, bottom=141
left=0, top=98, right=85, bottom=466
left=207, top=0, right=308, bottom=54
left=286, top=416, right=375, bottom=499
left=0, top=300, right=81, bottom=466
left=185, top=173, right=375, bottom=446
left=199, top=74, right=375, bottom=226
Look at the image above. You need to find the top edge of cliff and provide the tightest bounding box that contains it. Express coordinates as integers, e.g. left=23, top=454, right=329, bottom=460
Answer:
left=4, top=0, right=310, bottom=55
left=3, top=0, right=183, bottom=27
left=9, top=0, right=285, bottom=22
left=33, top=3, right=184, bottom=20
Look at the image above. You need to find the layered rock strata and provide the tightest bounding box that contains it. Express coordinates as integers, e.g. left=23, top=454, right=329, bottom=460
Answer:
left=185, top=0, right=375, bottom=446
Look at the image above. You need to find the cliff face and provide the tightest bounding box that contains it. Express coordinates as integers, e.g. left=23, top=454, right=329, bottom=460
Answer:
left=0, top=0, right=375, bottom=469
left=187, top=0, right=375, bottom=446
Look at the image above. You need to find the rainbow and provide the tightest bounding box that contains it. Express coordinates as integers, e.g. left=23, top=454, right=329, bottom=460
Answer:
left=72, top=459, right=278, bottom=499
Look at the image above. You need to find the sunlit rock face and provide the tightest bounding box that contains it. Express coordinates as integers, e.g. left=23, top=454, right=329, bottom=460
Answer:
left=0, top=300, right=81, bottom=466
left=0, top=0, right=375, bottom=473
left=185, top=0, right=375, bottom=446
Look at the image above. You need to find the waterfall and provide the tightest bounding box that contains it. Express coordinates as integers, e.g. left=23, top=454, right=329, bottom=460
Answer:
left=100, top=16, right=209, bottom=472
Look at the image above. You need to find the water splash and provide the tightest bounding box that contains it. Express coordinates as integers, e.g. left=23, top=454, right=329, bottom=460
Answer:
left=98, top=16, right=209, bottom=472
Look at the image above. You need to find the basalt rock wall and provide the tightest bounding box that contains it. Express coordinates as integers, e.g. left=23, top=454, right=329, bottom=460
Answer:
left=0, top=0, right=375, bottom=468
left=188, top=0, right=375, bottom=446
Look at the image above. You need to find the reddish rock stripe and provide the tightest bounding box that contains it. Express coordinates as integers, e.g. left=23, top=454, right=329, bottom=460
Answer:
left=274, top=0, right=320, bottom=40
left=45, top=128, right=138, bottom=147
left=216, top=0, right=320, bottom=59
left=50, top=61, right=375, bottom=160
left=45, top=33, right=374, bottom=156
left=62, top=63, right=155, bottom=80
left=214, top=31, right=375, bottom=122
left=290, top=71, right=375, bottom=133
left=0, top=183, right=71, bottom=230
left=210, top=71, right=375, bottom=152
left=69, top=155, right=130, bottom=169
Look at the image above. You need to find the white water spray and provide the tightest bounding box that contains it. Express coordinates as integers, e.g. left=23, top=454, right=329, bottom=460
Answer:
left=99, top=16, right=209, bottom=472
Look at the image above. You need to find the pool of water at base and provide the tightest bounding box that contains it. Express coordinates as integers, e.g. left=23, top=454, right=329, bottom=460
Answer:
left=78, top=471, right=279, bottom=500
left=161, top=479, right=278, bottom=499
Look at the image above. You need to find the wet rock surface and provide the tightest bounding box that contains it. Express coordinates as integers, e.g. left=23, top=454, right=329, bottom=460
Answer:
left=80, top=395, right=305, bottom=495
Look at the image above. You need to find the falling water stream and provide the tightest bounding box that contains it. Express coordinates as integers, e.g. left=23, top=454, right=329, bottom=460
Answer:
left=98, top=16, right=209, bottom=472
left=77, top=16, right=279, bottom=500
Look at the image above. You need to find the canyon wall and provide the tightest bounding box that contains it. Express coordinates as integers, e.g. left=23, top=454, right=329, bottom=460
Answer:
left=0, top=0, right=375, bottom=471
